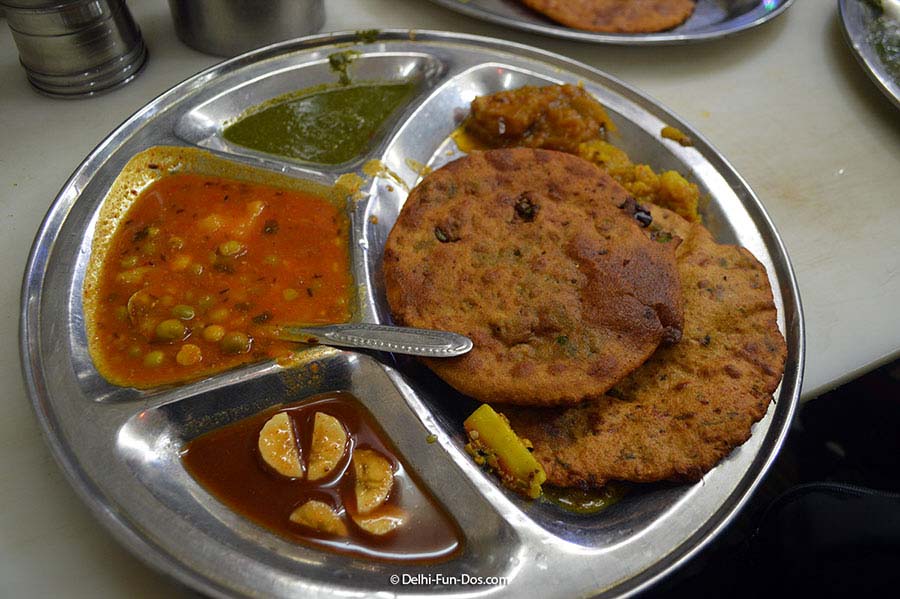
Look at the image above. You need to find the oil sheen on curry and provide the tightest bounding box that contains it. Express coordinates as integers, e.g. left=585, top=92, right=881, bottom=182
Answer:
left=181, top=392, right=462, bottom=563
left=85, top=153, right=353, bottom=387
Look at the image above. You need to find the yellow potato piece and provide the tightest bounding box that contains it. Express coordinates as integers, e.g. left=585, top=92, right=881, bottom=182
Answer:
left=660, top=125, right=693, bottom=147
left=464, top=404, right=546, bottom=499
left=307, top=412, right=347, bottom=481
left=352, top=506, right=406, bottom=536
left=352, top=448, right=394, bottom=514
left=257, top=412, right=304, bottom=478
left=289, top=500, right=348, bottom=536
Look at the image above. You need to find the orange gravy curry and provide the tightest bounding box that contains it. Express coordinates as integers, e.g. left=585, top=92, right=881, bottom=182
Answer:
left=86, top=173, right=352, bottom=387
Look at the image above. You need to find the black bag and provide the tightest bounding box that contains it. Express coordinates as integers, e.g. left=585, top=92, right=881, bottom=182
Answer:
left=752, top=482, right=900, bottom=597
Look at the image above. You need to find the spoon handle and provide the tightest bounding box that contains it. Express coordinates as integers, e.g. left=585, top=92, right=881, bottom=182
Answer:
left=271, top=323, right=473, bottom=358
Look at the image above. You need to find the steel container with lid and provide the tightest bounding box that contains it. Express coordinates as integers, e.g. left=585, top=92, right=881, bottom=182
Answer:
left=167, top=0, right=325, bottom=57
left=1, top=0, right=147, bottom=97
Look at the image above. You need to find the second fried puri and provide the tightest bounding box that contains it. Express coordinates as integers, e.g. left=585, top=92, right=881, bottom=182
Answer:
left=505, top=205, right=788, bottom=486
left=383, top=148, right=683, bottom=406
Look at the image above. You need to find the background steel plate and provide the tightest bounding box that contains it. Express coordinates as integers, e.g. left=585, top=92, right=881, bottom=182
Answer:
left=426, top=0, right=794, bottom=44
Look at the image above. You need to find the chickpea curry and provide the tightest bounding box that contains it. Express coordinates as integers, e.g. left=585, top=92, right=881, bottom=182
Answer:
left=86, top=172, right=353, bottom=387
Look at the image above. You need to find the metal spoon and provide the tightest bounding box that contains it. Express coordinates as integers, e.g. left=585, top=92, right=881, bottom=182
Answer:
left=259, top=323, right=473, bottom=358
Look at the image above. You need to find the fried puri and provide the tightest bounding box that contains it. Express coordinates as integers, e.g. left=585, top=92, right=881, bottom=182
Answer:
left=521, top=0, right=695, bottom=34
left=383, top=149, right=684, bottom=406
left=506, top=205, right=787, bottom=486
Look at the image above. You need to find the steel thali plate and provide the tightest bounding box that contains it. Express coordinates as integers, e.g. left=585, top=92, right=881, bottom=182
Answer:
left=20, top=30, right=804, bottom=598
left=426, top=0, right=794, bottom=44
left=839, top=0, right=900, bottom=109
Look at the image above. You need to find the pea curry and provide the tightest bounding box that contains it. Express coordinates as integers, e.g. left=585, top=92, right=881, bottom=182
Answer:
left=86, top=172, right=353, bottom=387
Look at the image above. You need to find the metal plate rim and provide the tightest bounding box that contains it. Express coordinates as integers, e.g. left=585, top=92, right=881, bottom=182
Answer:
left=837, top=0, right=900, bottom=110
left=426, top=0, right=795, bottom=45
left=20, top=28, right=805, bottom=598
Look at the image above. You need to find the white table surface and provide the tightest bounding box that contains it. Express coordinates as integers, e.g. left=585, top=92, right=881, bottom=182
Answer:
left=1, top=1, right=898, bottom=596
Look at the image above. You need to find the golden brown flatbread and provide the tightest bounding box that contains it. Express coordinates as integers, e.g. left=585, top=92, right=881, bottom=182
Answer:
left=521, top=0, right=696, bottom=33
left=383, top=149, right=684, bottom=406
left=506, top=205, right=787, bottom=485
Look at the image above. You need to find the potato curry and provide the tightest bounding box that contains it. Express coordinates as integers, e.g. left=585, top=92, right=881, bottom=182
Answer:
left=460, top=83, right=702, bottom=223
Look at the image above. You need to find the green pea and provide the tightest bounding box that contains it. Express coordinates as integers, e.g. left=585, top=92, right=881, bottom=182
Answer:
left=117, top=268, right=145, bottom=285
left=197, top=295, right=215, bottom=311
left=208, top=306, right=229, bottom=322
left=143, top=350, right=165, bottom=367
left=172, top=304, right=195, bottom=320
left=120, top=255, right=138, bottom=269
left=127, top=345, right=142, bottom=358
left=220, top=331, right=251, bottom=354
left=155, top=319, right=186, bottom=341
left=202, top=324, right=225, bottom=342
left=218, top=240, right=244, bottom=257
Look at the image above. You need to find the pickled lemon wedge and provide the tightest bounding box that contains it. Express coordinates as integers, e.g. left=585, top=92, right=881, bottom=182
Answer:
left=464, top=404, right=546, bottom=498
left=307, top=412, right=348, bottom=481
left=258, top=412, right=304, bottom=478
left=351, top=505, right=406, bottom=536
left=289, top=500, right=348, bottom=536
left=352, top=448, right=394, bottom=514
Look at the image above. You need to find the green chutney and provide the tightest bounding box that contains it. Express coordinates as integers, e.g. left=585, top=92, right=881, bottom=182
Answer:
left=223, top=82, right=414, bottom=164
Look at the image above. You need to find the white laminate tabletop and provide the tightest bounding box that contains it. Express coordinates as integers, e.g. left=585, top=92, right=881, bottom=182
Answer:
left=1, top=1, right=898, bottom=597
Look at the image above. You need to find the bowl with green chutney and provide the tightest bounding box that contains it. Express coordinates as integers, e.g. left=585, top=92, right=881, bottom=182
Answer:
left=174, top=50, right=444, bottom=168
left=223, top=82, right=416, bottom=165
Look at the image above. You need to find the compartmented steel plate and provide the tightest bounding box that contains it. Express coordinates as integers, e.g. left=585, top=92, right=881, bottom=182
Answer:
left=20, top=30, right=803, bottom=598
